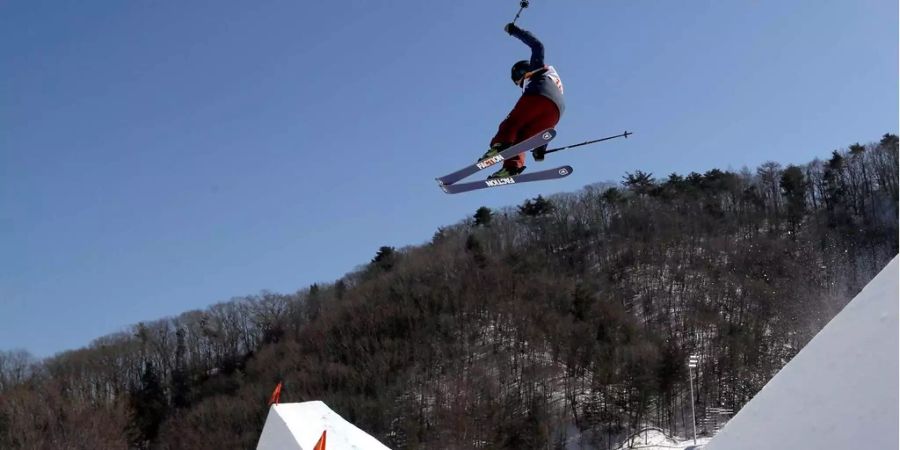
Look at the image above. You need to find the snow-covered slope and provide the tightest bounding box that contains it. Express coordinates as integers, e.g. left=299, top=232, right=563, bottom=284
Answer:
left=610, top=428, right=711, bottom=450
left=704, top=256, right=899, bottom=450
left=256, top=401, right=391, bottom=450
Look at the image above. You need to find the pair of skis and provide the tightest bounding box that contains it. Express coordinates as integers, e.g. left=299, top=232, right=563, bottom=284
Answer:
left=436, top=129, right=572, bottom=194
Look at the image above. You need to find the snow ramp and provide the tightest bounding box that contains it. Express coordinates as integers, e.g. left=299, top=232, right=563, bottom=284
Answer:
left=256, top=401, right=391, bottom=450
left=704, top=256, right=899, bottom=450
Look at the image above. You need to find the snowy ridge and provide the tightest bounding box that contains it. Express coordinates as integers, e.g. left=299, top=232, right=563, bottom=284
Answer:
left=704, top=256, right=899, bottom=450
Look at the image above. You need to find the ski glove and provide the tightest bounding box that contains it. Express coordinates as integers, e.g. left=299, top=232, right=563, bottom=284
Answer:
left=504, top=23, right=521, bottom=35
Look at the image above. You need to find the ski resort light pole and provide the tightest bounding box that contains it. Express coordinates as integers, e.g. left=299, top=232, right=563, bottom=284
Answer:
left=688, top=355, right=699, bottom=445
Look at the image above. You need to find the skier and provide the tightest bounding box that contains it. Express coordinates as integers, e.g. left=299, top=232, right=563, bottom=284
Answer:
left=480, top=22, right=565, bottom=179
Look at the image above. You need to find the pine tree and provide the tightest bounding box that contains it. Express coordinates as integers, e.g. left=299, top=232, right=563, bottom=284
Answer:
left=601, top=187, right=624, bottom=204
left=824, top=151, right=850, bottom=227
left=473, top=206, right=493, bottom=227
left=465, top=234, right=488, bottom=268
left=170, top=329, right=191, bottom=409
left=372, top=246, right=397, bottom=271
left=780, top=165, right=807, bottom=232
left=519, top=195, right=554, bottom=217
left=306, top=283, right=322, bottom=321
left=571, top=282, right=594, bottom=322
left=623, top=170, right=655, bottom=196
left=129, top=362, right=168, bottom=449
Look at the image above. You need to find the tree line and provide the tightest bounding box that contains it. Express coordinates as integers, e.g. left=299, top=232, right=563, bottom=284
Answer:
left=0, top=134, right=896, bottom=449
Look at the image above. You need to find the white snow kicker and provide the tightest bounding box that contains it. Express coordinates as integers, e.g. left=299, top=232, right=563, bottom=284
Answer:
left=256, top=401, right=391, bottom=450
left=704, top=256, right=899, bottom=450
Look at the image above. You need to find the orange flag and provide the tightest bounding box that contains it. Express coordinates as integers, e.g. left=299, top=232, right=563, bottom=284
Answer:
left=268, top=382, right=283, bottom=405
left=313, top=430, right=327, bottom=450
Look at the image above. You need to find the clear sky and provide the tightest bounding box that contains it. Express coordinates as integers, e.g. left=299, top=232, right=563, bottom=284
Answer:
left=1, top=0, right=897, bottom=357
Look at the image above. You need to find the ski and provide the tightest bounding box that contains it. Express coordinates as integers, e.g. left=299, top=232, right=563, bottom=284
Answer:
left=440, top=165, right=573, bottom=194
left=435, top=129, right=557, bottom=187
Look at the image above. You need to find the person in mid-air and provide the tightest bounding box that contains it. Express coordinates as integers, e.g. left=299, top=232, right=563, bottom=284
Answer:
left=480, top=22, right=565, bottom=179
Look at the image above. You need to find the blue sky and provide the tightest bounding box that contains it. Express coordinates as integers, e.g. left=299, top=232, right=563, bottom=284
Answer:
left=1, top=0, right=896, bottom=357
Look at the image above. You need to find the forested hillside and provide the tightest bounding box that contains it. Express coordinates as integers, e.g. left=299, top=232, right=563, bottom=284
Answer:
left=1, top=134, right=897, bottom=449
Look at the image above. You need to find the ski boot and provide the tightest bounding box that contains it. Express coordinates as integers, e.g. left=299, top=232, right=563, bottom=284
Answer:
left=488, top=166, right=526, bottom=179
left=531, top=144, right=547, bottom=162
left=478, top=143, right=508, bottom=162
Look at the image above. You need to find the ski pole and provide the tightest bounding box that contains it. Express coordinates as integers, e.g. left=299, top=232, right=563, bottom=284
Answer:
left=512, top=0, right=529, bottom=24
left=543, top=131, right=632, bottom=155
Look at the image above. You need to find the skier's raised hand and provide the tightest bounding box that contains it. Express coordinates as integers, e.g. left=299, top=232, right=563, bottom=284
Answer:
left=504, top=23, right=520, bottom=35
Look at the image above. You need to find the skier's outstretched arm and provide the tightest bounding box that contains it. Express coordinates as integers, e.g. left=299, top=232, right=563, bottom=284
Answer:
left=505, top=23, right=544, bottom=69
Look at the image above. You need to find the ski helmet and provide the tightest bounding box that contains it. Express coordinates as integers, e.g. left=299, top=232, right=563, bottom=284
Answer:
left=511, top=60, right=530, bottom=85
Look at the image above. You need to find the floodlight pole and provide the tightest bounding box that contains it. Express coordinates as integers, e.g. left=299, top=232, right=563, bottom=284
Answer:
left=688, top=355, right=699, bottom=445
